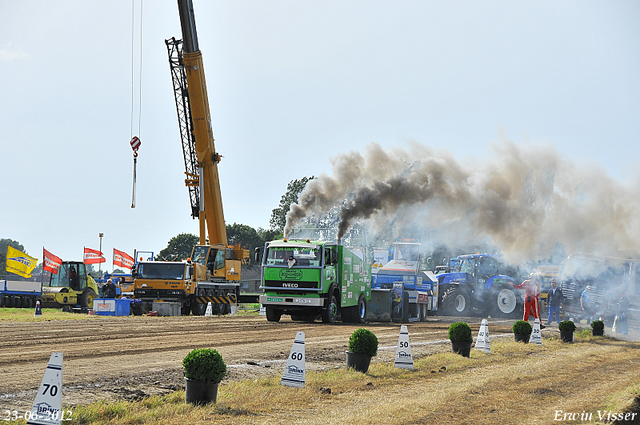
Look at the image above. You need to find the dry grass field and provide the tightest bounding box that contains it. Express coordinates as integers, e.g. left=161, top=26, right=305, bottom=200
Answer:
left=1, top=309, right=640, bottom=424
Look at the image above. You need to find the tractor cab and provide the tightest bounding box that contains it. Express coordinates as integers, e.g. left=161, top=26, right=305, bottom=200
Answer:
left=459, top=255, right=500, bottom=291
left=41, top=261, right=99, bottom=310
left=49, top=262, right=90, bottom=291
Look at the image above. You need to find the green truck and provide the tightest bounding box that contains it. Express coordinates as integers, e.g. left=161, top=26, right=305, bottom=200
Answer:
left=258, top=239, right=371, bottom=323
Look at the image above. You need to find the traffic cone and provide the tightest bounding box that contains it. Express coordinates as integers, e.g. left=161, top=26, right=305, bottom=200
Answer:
left=28, top=352, right=62, bottom=422
left=281, top=331, right=305, bottom=388
left=34, top=300, right=42, bottom=317
left=531, top=318, right=542, bottom=345
left=474, top=319, right=491, bottom=353
left=394, top=325, right=414, bottom=370
left=204, top=302, right=213, bottom=317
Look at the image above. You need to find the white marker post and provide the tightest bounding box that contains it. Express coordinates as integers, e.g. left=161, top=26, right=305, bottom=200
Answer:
left=281, top=331, right=306, bottom=388
left=474, top=319, right=491, bottom=353
left=394, top=325, right=414, bottom=370
left=531, top=318, right=542, bottom=346
left=204, top=302, right=213, bottom=317
left=27, top=352, right=63, bottom=425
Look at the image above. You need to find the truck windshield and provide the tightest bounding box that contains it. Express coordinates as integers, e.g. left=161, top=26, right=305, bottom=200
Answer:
left=137, top=263, right=185, bottom=280
left=266, top=247, right=320, bottom=266
left=393, top=243, right=420, bottom=261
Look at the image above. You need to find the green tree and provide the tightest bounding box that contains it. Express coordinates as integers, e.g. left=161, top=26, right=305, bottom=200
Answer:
left=227, top=224, right=279, bottom=265
left=269, top=176, right=314, bottom=233
left=157, top=233, right=199, bottom=261
left=0, top=238, right=27, bottom=279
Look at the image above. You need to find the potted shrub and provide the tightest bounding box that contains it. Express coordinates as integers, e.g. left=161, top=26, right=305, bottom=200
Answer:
left=346, top=328, right=378, bottom=373
left=558, top=320, right=576, bottom=343
left=512, top=320, right=533, bottom=343
left=448, top=322, right=473, bottom=357
left=183, top=348, right=226, bottom=405
left=591, top=319, right=605, bottom=337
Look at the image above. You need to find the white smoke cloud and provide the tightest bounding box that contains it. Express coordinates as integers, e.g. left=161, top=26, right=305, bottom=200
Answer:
left=284, top=138, right=640, bottom=264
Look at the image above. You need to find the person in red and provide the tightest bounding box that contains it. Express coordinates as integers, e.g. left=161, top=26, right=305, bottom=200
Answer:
left=512, top=274, right=544, bottom=326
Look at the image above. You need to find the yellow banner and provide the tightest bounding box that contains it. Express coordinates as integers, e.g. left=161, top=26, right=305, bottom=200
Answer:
left=6, top=246, right=38, bottom=278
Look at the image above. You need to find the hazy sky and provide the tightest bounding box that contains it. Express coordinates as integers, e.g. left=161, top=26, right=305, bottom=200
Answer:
left=1, top=0, right=639, bottom=271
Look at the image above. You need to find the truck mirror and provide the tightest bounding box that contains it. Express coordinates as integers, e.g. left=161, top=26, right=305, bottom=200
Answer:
left=254, top=247, right=262, bottom=263
left=332, top=252, right=338, bottom=264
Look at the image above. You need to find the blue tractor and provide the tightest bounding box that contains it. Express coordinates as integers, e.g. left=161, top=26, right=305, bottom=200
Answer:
left=436, top=254, right=523, bottom=318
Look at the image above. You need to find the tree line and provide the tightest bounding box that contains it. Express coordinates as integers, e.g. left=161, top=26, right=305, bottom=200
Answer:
left=1, top=177, right=313, bottom=276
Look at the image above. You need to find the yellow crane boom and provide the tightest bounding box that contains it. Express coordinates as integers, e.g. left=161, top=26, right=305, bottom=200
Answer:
left=177, top=0, right=226, bottom=246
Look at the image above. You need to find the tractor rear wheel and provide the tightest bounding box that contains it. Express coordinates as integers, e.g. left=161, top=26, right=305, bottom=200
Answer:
left=492, top=285, right=522, bottom=318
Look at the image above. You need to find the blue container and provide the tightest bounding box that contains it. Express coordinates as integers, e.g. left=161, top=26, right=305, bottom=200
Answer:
left=94, top=298, right=131, bottom=316
left=115, top=299, right=131, bottom=316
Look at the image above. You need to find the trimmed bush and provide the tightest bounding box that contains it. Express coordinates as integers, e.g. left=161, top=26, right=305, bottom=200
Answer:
left=448, top=322, right=473, bottom=343
left=348, top=328, right=378, bottom=357
left=590, top=320, right=604, bottom=331
left=512, top=320, right=533, bottom=335
left=558, top=320, right=576, bottom=332
left=183, top=348, right=226, bottom=383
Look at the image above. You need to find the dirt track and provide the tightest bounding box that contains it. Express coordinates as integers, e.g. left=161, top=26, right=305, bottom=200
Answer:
left=0, top=314, right=496, bottom=412
left=3, top=314, right=640, bottom=424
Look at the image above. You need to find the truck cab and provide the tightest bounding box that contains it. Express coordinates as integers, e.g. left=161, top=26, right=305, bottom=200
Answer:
left=259, top=239, right=370, bottom=324
left=190, top=244, right=245, bottom=282
left=133, top=261, right=193, bottom=314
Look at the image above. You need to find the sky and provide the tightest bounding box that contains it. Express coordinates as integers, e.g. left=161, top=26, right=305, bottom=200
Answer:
left=1, top=0, right=639, bottom=272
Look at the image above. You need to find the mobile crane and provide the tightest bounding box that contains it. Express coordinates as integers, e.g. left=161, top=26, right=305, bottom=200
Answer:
left=134, top=0, right=249, bottom=315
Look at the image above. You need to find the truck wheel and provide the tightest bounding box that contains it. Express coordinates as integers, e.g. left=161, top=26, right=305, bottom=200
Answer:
left=181, top=305, right=191, bottom=316
left=493, top=285, right=521, bottom=318
left=321, top=293, right=338, bottom=324
left=266, top=306, right=282, bottom=322
left=80, top=290, right=96, bottom=309
left=191, top=302, right=206, bottom=316
left=441, top=287, right=471, bottom=316
left=420, top=304, right=428, bottom=322
left=355, top=294, right=367, bottom=324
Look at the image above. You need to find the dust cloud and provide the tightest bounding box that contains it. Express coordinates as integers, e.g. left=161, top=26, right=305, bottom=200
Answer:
left=284, top=139, right=640, bottom=264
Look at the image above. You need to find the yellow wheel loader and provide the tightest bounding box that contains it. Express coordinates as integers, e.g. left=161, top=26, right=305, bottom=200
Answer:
left=40, top=261, right=100, bottom=311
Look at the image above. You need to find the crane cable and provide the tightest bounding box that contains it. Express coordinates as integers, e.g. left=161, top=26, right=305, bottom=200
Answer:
left=130, top=0, right=143, bottom=208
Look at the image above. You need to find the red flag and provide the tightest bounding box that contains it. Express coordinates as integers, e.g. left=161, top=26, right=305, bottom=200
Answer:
left=84, top=247, right=106, bottom=264
left=43, top=248, right=62, bottom=274
left=113, top=248, right=135, bottom=269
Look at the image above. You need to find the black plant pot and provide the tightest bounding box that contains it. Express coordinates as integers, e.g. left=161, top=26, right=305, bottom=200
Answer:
left=185, top=378, right=219, bottom=405
left=451, top=340, right=473, bottom=357
left=592, top=328, right=604, bottom=336
left=514, top=333, right=531, bottom=343
left=560, top=330, right=574, bottom=342
left=346, top=351, right=372, bottom=373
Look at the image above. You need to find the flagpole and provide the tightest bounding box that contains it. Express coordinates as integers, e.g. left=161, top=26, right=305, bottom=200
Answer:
left=98, top=233, right=104, bottom=275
